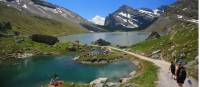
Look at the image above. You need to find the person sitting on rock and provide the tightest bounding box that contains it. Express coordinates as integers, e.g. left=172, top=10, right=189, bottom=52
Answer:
left=49, top=73, right=63, bottom=86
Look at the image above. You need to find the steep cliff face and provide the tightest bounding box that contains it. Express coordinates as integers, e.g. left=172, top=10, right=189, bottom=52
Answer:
left=104, top=5, right=163, bottom=30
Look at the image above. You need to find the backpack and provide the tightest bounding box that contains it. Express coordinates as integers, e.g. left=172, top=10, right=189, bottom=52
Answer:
left=177, top=67, right=187, bottom=78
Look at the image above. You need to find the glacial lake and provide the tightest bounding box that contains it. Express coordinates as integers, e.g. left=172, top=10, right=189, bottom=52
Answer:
left=0, top=53, right=136, bottom=87
left=0, top=32, right=149, bottom=87
left=59, top=32, right=150, bottom=46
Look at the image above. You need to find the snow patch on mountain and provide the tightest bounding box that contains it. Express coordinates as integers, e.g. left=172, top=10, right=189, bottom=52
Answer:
left=139, top=9, right=156, bottom=17
left=116, top=15, right=138, bottom=28
left=153, top=9, right=162, bottom=16
left=22, top=4, right=27, bottom=8
left=118, top=12, right=131, bottom=18
left=116, top=15, right=128, bottom=22
left=128, top=20, right=138, bottom=28
left=177, top=15, right=183, bottom=19
left=139, top=9, right=153, bottom=15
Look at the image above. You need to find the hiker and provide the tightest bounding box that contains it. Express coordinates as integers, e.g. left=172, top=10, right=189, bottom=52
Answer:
left=175, top=63, right=187, bottom=87
left=50, top=73, right=59, bottom=83
left=175, top=58, right=185, bottom=74
left=49, top=73, right=63, bottom=86
left=169, top=61, right=176, bottom=79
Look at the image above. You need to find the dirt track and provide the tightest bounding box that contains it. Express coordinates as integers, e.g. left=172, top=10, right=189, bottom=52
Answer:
left=107, top=46, right=198, bottom=87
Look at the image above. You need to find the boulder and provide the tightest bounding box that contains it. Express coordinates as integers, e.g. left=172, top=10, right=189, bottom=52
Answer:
left=90, top=78, right=108, bottom=87
left=94, top=39, right=111, bottom=46
left=68, top=47, right=77, bottom=52
left=30, top=34, right=59, bottom=45
left=146, top=31, right=161, bottom=40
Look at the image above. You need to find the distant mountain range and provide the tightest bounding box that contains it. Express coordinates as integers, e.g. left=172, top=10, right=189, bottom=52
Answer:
left=103, top=5, right=166, bottom=31
left=0, top=0, right=198, bottom=34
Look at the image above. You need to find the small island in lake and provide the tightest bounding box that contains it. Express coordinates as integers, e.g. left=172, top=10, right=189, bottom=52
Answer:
left=74, top=46, right=123, bottom=64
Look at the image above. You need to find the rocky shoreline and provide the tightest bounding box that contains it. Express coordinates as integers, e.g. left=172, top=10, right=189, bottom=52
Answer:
left=120, top=60, right=140, bottom=83
left=75, top=58, right=124, bottom=64
left=1, top=52, right=56, bottom=60
left=89, top=60, right=141, bottom=87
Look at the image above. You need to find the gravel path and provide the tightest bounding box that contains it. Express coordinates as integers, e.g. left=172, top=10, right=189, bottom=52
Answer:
left=107, top=46, right=198, bottom=87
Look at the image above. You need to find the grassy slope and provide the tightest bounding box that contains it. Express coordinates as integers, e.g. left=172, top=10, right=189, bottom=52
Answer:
left=0, top=3, right=87, bottom=36
left=120, top=59, right=158, bottom=87
left=129, top=60, right=158, bottom=87
left=0, top=38, right=73, bottom=56
left=131, top=21, right=198, bottom=78
left=131, top=21, right=198, bottom=62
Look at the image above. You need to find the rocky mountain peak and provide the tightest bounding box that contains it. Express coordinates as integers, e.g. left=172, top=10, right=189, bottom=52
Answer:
left=139, top=8, right=154, bottom=13
left=104, top=5, right=161, bottom=30
left=119, top=5, right=132, bottom=10
left=116, top=5, right=138, bottom=14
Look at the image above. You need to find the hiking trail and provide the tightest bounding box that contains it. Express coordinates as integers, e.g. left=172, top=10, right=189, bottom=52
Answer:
left=105, top=46, right=198, bottom=87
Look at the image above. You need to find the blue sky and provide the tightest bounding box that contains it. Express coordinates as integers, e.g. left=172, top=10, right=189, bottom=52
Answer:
left=47, top=0, right=176, bottom=20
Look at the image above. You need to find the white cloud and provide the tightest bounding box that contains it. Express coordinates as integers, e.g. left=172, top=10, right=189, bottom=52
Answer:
left=89, top=15, right=105, bottom=25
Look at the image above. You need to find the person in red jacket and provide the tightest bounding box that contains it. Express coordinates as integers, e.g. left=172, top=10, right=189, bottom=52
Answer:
left=49, top=74, right=63, bottom=86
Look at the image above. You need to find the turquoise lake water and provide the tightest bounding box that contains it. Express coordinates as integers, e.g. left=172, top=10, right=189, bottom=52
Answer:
left=0, top=32, right=150, bottom=87
left=0, top=53, right=136, bottom=87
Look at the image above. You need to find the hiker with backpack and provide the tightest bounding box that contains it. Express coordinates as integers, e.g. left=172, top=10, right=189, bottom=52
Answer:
left=175, top=62, right=187, bottom=87
left=169, top=61, right=176, bottom=79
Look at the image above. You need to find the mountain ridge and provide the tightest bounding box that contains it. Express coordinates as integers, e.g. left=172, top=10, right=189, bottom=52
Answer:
left=0, top=0, right=106, bottom=32
left=144, top=0, right=198, bottom=33
left=0, top=2, right=87, bottom=36
left=104, top=5, right=164, bottom=31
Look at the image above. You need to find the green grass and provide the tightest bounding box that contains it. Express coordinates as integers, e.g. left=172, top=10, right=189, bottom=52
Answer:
left=78, top=48, right=123, bottom=62
left=131, top=21, right=198, bottom=79
left=131, top=35, right=170, bottom=54
left=0, top=37, right=73, bottom=57
left=79, top=53, right=122, bottom=61
left=131, top=21, right=198, bottom=62
left=0, top=3, right=87, bottom=36
left=120, top=60, right=158, bottom=87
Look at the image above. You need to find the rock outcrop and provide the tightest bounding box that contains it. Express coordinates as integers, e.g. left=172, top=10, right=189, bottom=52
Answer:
left=146, top=31, right=161, bottom=40
left=30, top=34, right=59, bottom=45
left=94, top=39, right=111, bottom=46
